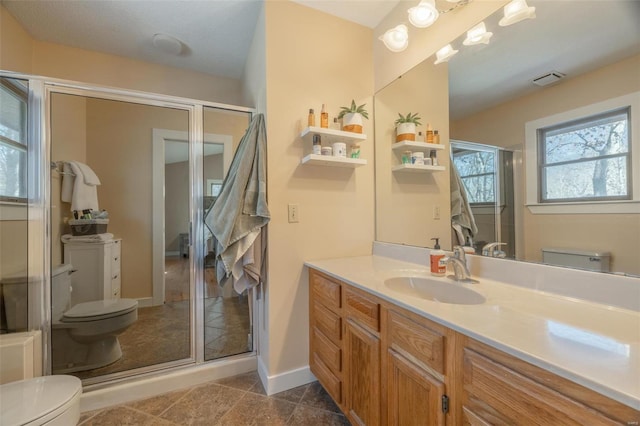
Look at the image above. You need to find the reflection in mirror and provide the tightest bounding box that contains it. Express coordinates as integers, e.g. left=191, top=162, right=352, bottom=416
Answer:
left=0, top=77, right=29, bottom=334
left=375, top=0, right=640, bottom=276
left=50, top=93, right=191, bottom=380
left=451, top=141, right=515, bottom=258
left=202, top=107, right=253, bottom=361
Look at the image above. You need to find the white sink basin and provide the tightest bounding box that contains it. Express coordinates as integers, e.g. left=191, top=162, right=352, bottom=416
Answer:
left=384, top=277, right=486, bottom=305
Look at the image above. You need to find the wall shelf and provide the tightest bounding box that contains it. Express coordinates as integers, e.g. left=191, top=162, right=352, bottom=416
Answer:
left=392, top=164, right=445, bottom=173
left=301, top=154, right=367, bottom=168
left=391, top=141, right=445, bottom=152
left=301, top=126, right=367, bottom=144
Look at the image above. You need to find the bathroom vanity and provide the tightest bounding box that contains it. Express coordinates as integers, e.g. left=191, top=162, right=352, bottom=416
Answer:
left=307, top=257, right=640, bottom=425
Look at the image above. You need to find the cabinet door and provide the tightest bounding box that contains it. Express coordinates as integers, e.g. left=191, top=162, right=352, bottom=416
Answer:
left=345, top=319, right=380, bottom=426
left=387, top=348, right=445, bottom=426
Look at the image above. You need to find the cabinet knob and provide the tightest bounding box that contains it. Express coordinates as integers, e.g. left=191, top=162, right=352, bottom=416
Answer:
left=113, top=274, right=119, bottom=279
left=114, top=257, right=119, bottom=261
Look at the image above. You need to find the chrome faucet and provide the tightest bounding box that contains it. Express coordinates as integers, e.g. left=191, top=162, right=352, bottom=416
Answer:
left=446, top=246, right=479, bottom=283
left=482, top=242, right=507, bottom=258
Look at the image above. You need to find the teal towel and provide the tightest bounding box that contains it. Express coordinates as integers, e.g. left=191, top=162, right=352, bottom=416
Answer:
left=204, top=114, right=270, bottom=286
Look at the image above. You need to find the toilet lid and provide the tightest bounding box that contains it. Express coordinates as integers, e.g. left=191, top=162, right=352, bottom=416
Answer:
left=0, top=375, right=81, bottom=426
left=63, top=299, right=138, bottom=322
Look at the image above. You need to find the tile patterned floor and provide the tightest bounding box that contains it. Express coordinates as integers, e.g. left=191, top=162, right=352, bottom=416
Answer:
left=78, top=371, right=351, bottom=425
left=69, top=256, right=251, bottom=379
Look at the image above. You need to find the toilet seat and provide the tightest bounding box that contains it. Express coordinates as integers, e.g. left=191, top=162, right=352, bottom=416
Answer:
left=62, top=299, right=138, bottom=322
left=0, top=375, right=81, bottom=426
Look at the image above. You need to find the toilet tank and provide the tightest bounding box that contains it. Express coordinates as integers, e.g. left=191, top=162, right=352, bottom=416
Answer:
left=542, top=248, right=611, bottom=272
left=0, top=331, right=42, bottom=384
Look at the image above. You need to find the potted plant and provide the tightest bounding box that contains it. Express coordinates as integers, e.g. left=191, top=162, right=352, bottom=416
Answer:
left=395, top=112, right=422, bottom=142
left=338, top=100, right=368, bottom=133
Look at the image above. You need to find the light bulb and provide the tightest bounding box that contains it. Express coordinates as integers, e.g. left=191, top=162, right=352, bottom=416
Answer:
left=499, top=0, right=536, bottom=26
left=379, top=24, right=409, bottom=52
left=408, top=0, right=439, bottom=28
left=463, top=22, right=493, bottom=45
left=434, top=44, right=459, bottom=64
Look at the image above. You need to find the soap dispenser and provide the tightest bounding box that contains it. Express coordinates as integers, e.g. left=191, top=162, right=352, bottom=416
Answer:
left=430, top=238, right=446, bottom=277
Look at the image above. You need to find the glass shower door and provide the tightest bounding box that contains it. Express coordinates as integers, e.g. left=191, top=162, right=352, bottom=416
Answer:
left=202, top=107, right=253, bottom=361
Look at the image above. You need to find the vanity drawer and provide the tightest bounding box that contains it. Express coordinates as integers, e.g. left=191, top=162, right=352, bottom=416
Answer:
left=312, top=326, right=342, bottom=374
left=345, top=287, right=380, bottom=333
left=387, top=310, right=445, bottom=375
left=313, top=301, right=342, bottom=343
left=310, top=270, right=342, bottom=312
left=312, top=352, right=342, bottom=405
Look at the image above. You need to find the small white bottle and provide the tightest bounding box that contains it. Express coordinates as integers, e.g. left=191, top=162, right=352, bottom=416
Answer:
left=312, top=134, right=322, bottom=155
left=430, top=237, right=446, bottom=277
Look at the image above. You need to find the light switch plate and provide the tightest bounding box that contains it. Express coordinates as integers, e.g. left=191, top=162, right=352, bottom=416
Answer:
left=288, top=204, right=299, bottom=223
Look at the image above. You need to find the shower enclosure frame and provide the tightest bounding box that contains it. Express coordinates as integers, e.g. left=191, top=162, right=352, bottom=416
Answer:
left=1, top=70, right=257, bottom=385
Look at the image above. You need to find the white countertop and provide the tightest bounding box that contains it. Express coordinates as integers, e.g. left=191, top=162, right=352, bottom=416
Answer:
left=305, top=255, right=640, bottom=410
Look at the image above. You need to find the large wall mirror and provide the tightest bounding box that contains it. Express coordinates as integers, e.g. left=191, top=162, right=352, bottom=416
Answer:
left=375, top=0, right=640, bottom=276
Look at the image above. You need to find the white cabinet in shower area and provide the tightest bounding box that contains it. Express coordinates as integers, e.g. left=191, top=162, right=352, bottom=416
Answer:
left=63, top=239, right=122, bottom=305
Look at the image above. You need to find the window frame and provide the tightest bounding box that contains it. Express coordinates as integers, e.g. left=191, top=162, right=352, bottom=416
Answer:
left=0, top=77, right=29, bottom=205
left=525, top=92, right=640, bottom=214
left=537, top=107, right=631, bottom=204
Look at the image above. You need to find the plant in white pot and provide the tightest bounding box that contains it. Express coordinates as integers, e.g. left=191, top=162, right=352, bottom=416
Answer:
left=338, top=100, right=368, bottom=133
left=395, top=112, right=422, bottom=142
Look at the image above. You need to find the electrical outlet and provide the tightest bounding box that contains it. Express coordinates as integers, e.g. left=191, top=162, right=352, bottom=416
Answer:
left=288, top=204, right=299, bottom=223
left=433, top=205, right=440, bottom=220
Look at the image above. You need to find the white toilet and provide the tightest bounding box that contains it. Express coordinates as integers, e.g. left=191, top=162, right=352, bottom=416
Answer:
left=0, top=375, right=82, bottom=425
left=51, top=264, right=138, bottom=373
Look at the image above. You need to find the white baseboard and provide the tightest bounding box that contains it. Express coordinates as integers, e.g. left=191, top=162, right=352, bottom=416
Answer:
left=135, top=297, right=154, bottom=308
left=257, top=356, right=316, bottom=395
left=165, top=251, right=180, bottom=257
left=80, top=355, right=256, bottom=412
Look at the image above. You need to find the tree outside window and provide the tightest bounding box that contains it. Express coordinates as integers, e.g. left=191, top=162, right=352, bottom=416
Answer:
left=539, top=108, right=630, bottom=202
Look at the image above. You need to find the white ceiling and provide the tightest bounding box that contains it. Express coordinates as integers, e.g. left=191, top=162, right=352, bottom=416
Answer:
left=3, top=0, right=638, bottom=120
left=2, top=0, right=397, bottom=80
left=448, top=0, right=640, bottom=120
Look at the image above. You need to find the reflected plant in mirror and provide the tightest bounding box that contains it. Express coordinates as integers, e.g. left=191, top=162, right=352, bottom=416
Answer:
left=374, top=0, right=640, bottom=276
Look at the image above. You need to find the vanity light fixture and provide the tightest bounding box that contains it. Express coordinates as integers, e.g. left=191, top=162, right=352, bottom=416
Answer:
left=408, top=0, right=439, bottom=28
left=379, top=24, right=409, bottom=52
left=434, top=44, right=459, bottom=64
left=462, top=22, right=493, bottom=45
left=499, top=0, right=536, bottom=26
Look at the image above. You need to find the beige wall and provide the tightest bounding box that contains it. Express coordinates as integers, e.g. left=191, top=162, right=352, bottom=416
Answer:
left=165, top=160, right=189, bottom=253
left=373, top=0, right=507, bottom=91
left=375, top=59, right=451, bottom=249
left=0, top=5, right=33, bottom=73
left=50, top=94, right=88, bottom=267
left=85, top=99, right=189, bottom=299
left=262, top=1, right=375, bottom=376
left=0, top=220, right=28, bottom=277
left=451, top=55, right=640, bottom=275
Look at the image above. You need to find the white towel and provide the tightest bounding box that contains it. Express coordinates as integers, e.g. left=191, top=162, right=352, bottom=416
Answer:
left=67, top=162, right=100, bottom=212
left=61, top=162, right=74, bottom=203
left=75, top=162, right=101, bottom=186
left=61, top=233, right=114, bottom=243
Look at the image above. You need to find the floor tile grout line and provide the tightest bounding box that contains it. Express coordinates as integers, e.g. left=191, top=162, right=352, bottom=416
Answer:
left=121, top=405, right=181, bottom=425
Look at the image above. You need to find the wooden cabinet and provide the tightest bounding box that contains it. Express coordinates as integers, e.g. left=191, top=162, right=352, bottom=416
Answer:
left=309, top=270, right=343, bottom=406
left=64, top=239, right=122, bottom=305
left=461, top=336, right=639, bottom=426
left=387, top=348, right=445, bottom=426
left=384, top=309, right=449, bottom=426
left=308, top=268, right=639, bottom=425
left=345, top=319, right=380, bottom=426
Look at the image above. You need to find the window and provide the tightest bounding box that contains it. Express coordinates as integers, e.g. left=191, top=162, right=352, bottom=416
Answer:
left=538, top=108, right=630, bottom=203
left=452, top=149, right=496, bottom=204
left=0, top=78, right=28, bottom=204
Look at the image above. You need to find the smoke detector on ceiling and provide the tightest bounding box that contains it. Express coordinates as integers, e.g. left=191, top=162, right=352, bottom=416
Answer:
left=152, top=33, right=184, bottom=56
left=532, top=71, right=566, bottom=87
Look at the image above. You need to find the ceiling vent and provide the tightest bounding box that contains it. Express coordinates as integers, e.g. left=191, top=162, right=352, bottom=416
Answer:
left=532, top=71, right=566, bottom=87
